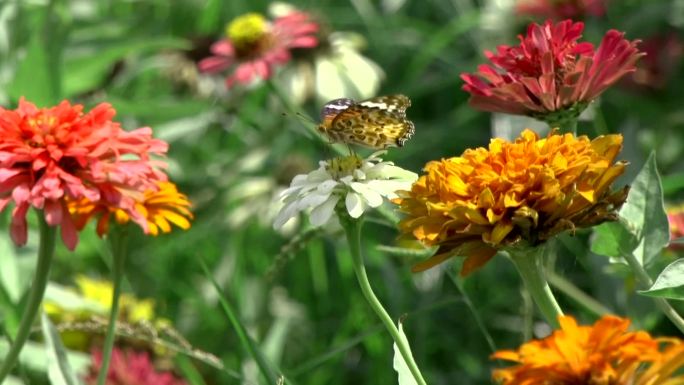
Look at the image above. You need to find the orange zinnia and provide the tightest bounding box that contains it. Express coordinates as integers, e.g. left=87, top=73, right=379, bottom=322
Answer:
left=69, top=181, right=193, bottom=237
left=492, top=315, right=684, bottom=385
left=395, top=129, right=627, bottom=275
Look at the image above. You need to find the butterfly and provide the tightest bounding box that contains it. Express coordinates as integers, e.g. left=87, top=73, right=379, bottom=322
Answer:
left=317, top=95, right=415, bottom=149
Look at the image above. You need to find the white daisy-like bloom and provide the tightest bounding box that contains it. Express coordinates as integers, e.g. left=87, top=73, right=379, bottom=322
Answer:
left=274, top=152, right=418, bottom=229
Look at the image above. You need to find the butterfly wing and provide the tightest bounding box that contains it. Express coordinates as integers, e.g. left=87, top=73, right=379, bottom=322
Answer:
left=327, top=95, right=414, bottom=149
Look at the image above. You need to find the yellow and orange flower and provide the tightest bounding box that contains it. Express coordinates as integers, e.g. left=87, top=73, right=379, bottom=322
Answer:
left=69, top=181, right=193, bottom=237
left=395, top=129, right=627, bottom=275
left=492, top=315, right=684, bottom=385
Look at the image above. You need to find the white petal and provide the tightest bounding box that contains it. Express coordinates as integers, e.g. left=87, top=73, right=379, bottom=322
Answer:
left=310, top=196, right=340, bottom=226
left=296, top=190, right=332, bottom=210
left=345, top=192, right=366, bottom=218
left=351, top=182, right=383, bottom=207
left=317, top=179, right=339, bottom=193
left=273, top=200, right=301, bottom=229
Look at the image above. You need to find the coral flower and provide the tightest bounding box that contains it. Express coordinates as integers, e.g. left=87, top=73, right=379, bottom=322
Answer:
left=198, top=11, right=319, bottom=87
left=667, top=204, right=684, bottom=249
left=85, top=347, right=187, bottom=385
left=492, top=315, right=684, bottom=385
left=461, top=20, right=643, bottom=127
left=0, top=99, right=167, bottom=249
left=69, top=181, right=193, bottom=237
left=395, top=129, right=627, bottom=275
left=516, top=0, right=607, bottom=20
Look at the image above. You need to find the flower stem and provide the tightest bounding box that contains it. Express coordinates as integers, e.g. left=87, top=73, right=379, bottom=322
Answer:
left=96, top=227, right=128, bottom=385
left=508, top=245, right=563, bottom=329
left=342, top=217, right=427, bottom=385
left=623, top=252, right=684, bottom=334
left=556, top=119, right=577, bottom=135
left=0, top=212, right=57, bottom=382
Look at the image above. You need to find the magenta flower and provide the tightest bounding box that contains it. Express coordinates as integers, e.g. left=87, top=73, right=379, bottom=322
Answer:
left=460, top=20, right=643, bottom=125
left=85, top=348, right=187, bottom=385
left=198, top=11, right=319, bottom=87
left=0, top=99, right=167, bottom=249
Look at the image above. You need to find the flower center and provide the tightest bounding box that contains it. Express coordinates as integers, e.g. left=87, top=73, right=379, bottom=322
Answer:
left=226, top=13, right=269, bottom=55
left=326, top=155, right=362, bottom=179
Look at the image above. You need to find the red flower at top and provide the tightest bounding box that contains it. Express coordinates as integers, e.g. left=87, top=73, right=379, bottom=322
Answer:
left=85, top=348, right=187, bottom=385
left=0, top=99, right=167, bottom=249
left=198, top=11, right=319, bottom=88
left=461, top=20, right=643, bottom=124
left=515, top=0, right=607, bottom=20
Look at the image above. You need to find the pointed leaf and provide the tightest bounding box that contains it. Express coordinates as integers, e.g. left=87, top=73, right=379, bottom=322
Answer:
left=393, top=320, right=418, bottom=385
left=40, top=313, right=82, bottom=385
left=639, top=259, right=684, bottom=300
left=618, top=153, right=670, bottom=266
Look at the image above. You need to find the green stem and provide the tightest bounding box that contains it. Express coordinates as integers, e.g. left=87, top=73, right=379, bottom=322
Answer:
left=446, top=271, right=497, bottom=353
left=556, top=119, right=577, bottom=135
left=547, top=272, right=613, bottom=317
left=508, top=245, right=563, bottom=329
left=623, top=252, right=684, bottom=334
left=342, top=217, right=427, bottom=385
left=0, top=212, right=57, bottom=382
left=96, top=227, right=128, bottom=385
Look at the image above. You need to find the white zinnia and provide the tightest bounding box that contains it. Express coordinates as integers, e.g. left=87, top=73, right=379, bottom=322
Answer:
left=273, top=152, right=417, bottom=229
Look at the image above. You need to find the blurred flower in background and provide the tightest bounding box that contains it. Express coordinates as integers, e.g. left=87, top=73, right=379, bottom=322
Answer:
left=85, top=347, right=187, bottom=385
left=395, top=129, right=627, bottom=275
left=492, top=315, right=684, bottom=385
left=274, top=151, right=417, bottom=229
left=515, top=0, right=607, bottom=20
left=461, top=20, right=643, bottom=127
left=667, top=203, right=684, bottom=249
left=0, top=99, right=168, bottom=249
left=198, top=11, right=319, bottom=88
left=69, top=181, right=193, bottom=237
left=623, top=33, right=684, bottom=91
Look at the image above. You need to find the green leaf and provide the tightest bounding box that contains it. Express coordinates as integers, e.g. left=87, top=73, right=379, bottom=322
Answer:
left=62, top=37, right=189, bottom=97
left=40, top=313, right=82, bottom=385
left=7, top=32, right=60, bottom=106
left=393, top=320, right=418, bottom=385
left=619, top=153, right=670, bottom=266
left=590, top=221, right=637, bottom=258
left=639, top=259, right=684, bottom=300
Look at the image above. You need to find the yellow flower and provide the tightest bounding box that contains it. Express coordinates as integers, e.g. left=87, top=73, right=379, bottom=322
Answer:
left=395, top=129, right=627, bottom=275
left=69, top=181, right=193, bottom=237
left=492, top=315, right=684, bottom=385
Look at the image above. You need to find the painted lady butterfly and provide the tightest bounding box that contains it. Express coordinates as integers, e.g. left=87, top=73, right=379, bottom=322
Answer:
left=317, top=95, right=415, bottom=149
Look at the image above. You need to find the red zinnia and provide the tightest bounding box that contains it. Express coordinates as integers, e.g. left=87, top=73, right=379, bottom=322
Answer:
left=0, top=99, right=167, bottom=249
left=198, top=11, right=319, bottom=87
left=461, top=20, right=643, bottom=126
left=85, top=348, right=187, bottom=385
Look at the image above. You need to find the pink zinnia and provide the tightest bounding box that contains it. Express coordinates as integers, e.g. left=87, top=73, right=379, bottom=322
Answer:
left=198, top=11, right=319, bottom=87
left=461, top=20, right=643, bottom=125
left=85, top=348, right=187, bottom=385
left=0, top=99, right=168, bottom=250
left=516, top=0, right=607, bottom=20
left=668, top=204, right=684, bottom=250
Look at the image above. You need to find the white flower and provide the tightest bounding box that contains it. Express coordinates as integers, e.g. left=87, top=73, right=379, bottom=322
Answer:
left=273, top=152, right=417, bottom=229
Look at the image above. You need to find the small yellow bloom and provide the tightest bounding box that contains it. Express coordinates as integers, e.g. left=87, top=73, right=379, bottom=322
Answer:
left=69, top=181, right=193, bottom=237
left=226, top=13, right=269, bottom=52
left=395, top=129, right=627, bottom=275
left=492, top=315, right=684, bottom=385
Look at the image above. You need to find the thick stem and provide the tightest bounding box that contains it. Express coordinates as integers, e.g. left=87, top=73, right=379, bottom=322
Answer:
left=0, top=212, right=57, bottom=382
left=623, top=252, right=684, bottom=334
left=96, top=227, right=128, bottom=385
left=342, top=218, right=427, bottom=385
left=556, top=119, right=577, bottom=135
left=508, top=245, right=563, bottom=329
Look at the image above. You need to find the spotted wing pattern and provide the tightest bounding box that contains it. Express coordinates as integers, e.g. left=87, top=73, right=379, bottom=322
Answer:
left=320, top=95, right=414, bottom=149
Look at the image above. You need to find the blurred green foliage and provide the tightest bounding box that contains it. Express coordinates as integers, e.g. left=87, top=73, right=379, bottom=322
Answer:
left=0, top=0, right=683, bottom=384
